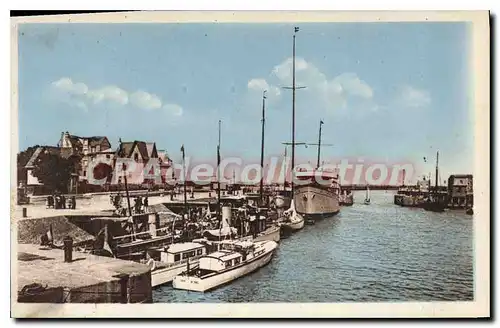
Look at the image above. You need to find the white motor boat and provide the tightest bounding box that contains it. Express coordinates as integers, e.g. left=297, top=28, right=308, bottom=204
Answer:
left=172, top=239, right=278, bottom=292
left=149, top=242, right=207, bottom=287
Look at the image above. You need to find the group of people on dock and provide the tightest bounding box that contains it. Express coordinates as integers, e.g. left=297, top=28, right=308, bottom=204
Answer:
left=110, top=193, right=150, bottom=216
left=46, top=193, right=76, bottom=210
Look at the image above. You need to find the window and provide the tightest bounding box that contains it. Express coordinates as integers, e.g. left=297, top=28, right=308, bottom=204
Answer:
left=225, top=260, right=232, bottom=267
left=197, top=249, right=203, bottom=255
left=182, top=253, right=189, bottom=260
left=174, top=254, right=181, bottom=262
left=96, top=145, right=101, bottom=152
left=91, top=146, right=96, bottom=153
left=83, top=170, right=87, bottom=177
left=106, top=154, right=110, bottom=159
left=234, top=258, right=240, bottom=265
left=134, top=153, right=139, bottom=161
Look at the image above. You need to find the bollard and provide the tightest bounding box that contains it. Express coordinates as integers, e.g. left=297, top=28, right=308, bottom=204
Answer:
left=63, top=236, right=73, bottom=263
left=116, top=274, right=130, bottom=303
left=22, top=207, right=27, bottom=218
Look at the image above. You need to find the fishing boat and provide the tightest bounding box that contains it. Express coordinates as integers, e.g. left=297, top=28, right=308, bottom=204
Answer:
left=149, top=242, right=207, bottom=287
left=364, top=186, right=371, bottom=205
left=172, top=239, right=278, bottom=292
left=423, top=151, right=447, bottom=213
left=280, top=199, right=305, bottom=232
left=339, top=188, right=354, bottom=206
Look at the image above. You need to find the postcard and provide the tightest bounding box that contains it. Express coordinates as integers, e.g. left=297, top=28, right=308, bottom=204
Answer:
left=10, top=10, right=490, bottom=318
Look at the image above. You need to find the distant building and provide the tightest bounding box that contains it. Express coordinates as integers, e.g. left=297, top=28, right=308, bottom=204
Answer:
left=116, top=140, right=159, bottom=185
left=448, top=174, right=473, bottom=208
left=59, top=131, right=112, bottom=181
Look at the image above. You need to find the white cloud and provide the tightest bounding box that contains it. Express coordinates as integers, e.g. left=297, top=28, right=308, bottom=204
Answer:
left=52, top=77, right=88, bottom=95
left=398, top=85, right=431, bottom=108
left=130, top=90, right=162, bottom=110
left=88, top=85, right=129, bottom=106
left=248, top=57, right=375, bottom=114
left=50, top=77, right=183, bottom=116
left=163, top=103, right=183, bottom=116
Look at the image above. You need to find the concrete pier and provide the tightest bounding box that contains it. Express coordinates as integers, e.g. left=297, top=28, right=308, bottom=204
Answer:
left=17, top=244, right=152, bottom=303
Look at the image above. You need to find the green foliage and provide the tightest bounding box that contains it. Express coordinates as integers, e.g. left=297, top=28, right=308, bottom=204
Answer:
left=16, top=146, right=40, bottom=183
left=32, top=152, right=76, bottom=193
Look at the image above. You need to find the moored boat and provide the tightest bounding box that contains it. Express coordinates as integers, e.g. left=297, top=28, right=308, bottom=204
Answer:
left=280, top=199, right=305, bottom=232
left=294, top=169, right=340, bottom=220
left=172, top=239, right=278, bottom=292
left=149, top=242, right=207, bottom=287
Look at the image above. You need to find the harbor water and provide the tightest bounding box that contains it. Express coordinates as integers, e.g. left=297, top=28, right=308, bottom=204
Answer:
left=153, top=190, right=473, bottom=302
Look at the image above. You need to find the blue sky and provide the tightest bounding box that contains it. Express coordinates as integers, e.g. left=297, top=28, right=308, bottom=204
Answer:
left=17, top=22, right=473, bottom=179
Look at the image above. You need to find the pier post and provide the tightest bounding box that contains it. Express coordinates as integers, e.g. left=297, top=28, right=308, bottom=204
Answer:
left=63, top=236, right=73, bottom=263
left=115, top=273, right=130, bottom=303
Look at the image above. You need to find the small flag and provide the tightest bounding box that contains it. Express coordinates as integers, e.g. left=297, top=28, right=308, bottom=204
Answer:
left=180, top=145, right=184, bottom=153
left=103, top=224, right=114, bottom=257
left=320, top=120, right=324, bottom=125
left=294, top=27, right=300, bottom=33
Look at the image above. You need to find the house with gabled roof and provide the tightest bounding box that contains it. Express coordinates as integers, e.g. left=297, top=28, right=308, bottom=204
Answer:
left=115, top=140, right=160, bottom=185
left=59, top=131, right=112, bottom=181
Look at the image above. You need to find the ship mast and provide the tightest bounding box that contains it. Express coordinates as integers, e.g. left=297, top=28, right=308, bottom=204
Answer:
left=259, top=91, right=267, bottom=204
left=282, top=27, right=306, bottom=196
left=316, top=120, right=324, bottom=169
left=181, top=144, right=188, bottom=220
left=217, top=120, right=222, bottom=220
left=434, top=151, right=439, bottom=196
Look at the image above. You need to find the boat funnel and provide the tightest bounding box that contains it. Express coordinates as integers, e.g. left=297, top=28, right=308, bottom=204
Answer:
left=222, top=205, right=232, bottom=227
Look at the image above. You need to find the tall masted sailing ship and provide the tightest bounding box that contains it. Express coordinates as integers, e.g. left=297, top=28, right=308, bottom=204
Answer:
left=293, top=169, right=341, bottom=219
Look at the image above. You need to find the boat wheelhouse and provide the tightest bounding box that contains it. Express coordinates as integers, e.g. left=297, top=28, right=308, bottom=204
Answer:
left=149, top=242, right=207, bottom=287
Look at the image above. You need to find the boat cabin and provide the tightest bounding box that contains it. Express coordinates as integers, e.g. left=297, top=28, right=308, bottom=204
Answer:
left=160, top=242, right=206, bottom=263
left=198, top=250, right=243, bottom=272
left=295, top=168, right=340, bottom=190
left=198, top=240, right=255, bottom=272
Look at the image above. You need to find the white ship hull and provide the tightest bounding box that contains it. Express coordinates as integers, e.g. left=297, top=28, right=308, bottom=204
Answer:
left=253, top=225, right=281, bottom=243
left=172, top=241, right=277, bottom=292
left=294, top=185, right=340, bottom=219
left=151, top=259, right=201, bottom=287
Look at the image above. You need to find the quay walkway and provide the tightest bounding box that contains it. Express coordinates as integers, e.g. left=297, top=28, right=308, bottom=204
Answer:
left=16, top=244, right=152, bottom=303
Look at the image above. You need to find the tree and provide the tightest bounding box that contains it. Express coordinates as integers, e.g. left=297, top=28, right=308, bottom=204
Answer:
left=32, top=152, right=77, bottom=193
left=16, top=145, right=40, bottom=185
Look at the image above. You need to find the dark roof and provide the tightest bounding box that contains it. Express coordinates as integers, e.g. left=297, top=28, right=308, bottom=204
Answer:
left=450, top=174, right=473, bottom=179
left=67, top=134, right=110, bottom=149
left=25, top=146, right=59, bottom=167
left=117, top=141, right=154, bottom=160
